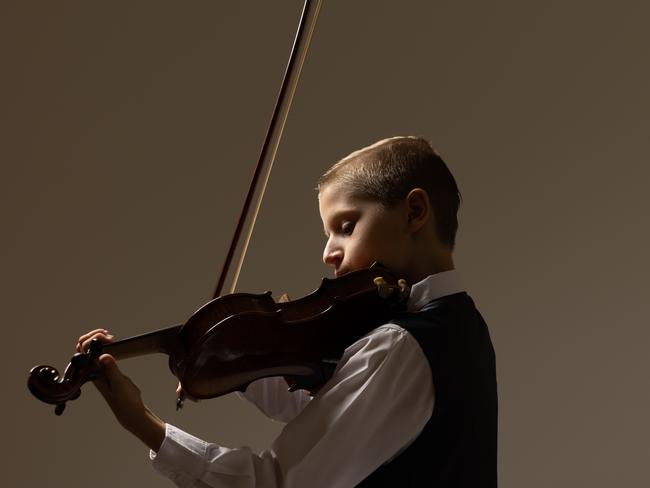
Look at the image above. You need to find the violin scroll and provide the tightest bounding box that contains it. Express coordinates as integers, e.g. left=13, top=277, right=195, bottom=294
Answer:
left=28, top=338, right=105, bottom=415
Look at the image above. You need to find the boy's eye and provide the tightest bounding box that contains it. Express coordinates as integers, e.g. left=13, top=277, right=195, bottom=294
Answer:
left=341, top=221, right=355, bottom=235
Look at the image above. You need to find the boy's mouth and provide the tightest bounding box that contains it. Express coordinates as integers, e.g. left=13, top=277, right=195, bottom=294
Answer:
left=334, top=268, right=350, bottom=278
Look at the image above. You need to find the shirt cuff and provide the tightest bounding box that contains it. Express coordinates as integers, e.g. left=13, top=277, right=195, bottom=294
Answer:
left=149, top=423, right=210, bottom=484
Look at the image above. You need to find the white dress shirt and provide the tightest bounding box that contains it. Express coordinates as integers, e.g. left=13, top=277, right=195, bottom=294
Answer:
left=150, top=270, right=465, bottom=488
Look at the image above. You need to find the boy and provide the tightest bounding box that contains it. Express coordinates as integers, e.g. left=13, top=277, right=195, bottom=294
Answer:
left=78, top=136, right=498, bottom=487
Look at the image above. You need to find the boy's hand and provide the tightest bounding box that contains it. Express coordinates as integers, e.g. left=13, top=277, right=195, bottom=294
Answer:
left=76, top=328, right=115, bottom=354
left=76, top=330, right=166, bottom=452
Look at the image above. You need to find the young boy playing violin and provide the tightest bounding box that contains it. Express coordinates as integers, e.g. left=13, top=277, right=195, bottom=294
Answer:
left=78, top=136, right=498, bottom=487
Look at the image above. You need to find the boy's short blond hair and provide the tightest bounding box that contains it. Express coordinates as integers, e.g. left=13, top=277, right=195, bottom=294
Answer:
left=317, top=136, right=462, bottom=249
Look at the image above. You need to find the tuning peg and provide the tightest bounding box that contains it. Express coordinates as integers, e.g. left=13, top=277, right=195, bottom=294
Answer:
left=373, top=277, right=392, bottom=298
left=398, top=279, right=410, bottom=301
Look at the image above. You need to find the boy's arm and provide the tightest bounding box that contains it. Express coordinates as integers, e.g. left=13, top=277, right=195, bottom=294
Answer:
left=237, top=376, right=312, bottom=423
left=79, top=335, right=309, bottom=447
left=151, top=324, right=434, bottom=487
left=75, top=329, right=166, bottom=451
left=89, top=353, right=166, bottom=451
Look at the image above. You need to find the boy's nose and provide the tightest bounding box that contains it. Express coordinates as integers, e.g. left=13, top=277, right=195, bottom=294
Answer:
left=323, top=246, right=343, bottom=268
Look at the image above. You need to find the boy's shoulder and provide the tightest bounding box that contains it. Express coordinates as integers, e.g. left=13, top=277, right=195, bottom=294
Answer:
left=393, top=291, right=475, bottom=324
left=388, top=292, right=491, bottom=346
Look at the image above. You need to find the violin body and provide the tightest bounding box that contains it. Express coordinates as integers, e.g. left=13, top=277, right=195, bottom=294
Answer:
left=28, top=265, right=409, bottom=414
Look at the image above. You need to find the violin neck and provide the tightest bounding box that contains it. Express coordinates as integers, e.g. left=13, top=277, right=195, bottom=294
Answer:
left=102, top=324, right=182, bottom=360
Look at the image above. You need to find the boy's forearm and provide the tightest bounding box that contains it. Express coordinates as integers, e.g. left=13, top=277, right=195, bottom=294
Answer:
left=91, top=354, right=166, bottom=452
left=123, top=407, right=166, bottom=452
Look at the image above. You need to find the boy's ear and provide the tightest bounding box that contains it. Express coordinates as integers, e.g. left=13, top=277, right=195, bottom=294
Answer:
left=405, top=188, right=431, bottom=232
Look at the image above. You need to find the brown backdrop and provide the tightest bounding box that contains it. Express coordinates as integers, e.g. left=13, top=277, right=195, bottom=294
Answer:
left=2, top=1, right=649, bottom=486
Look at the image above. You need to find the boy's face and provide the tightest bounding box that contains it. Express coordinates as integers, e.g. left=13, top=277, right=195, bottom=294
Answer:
left=319, top=182, right=410, bottom=278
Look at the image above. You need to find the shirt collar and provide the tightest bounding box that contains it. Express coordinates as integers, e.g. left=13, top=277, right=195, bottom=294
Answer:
left=406, top=269, right=465, bottom=312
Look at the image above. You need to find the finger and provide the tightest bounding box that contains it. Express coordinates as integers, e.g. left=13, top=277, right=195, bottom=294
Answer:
left=78, top=331, right=115, bottom=353
left=77, top=328, right=110, bottom=345
left=77, top=329, right=111, bottom=352
left=78, top=332, right=106, bottom=353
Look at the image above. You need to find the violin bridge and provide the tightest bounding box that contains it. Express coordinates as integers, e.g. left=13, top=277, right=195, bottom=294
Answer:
left=275, top=293, right=291, bottom=303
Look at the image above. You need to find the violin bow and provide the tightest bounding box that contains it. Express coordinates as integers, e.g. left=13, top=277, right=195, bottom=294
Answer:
left=213, top=0, right=323, bottom=299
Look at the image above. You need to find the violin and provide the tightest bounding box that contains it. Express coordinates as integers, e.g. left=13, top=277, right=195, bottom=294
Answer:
left=27, top=0, right=411, bottom=416
left=28, top=265, right=409, bottom=415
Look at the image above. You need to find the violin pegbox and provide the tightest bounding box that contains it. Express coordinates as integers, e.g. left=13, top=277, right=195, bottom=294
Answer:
left=373, top=276, right=410, bottom=302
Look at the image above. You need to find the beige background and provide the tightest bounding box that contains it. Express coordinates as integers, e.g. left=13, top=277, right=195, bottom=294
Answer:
left=2, top=1, right=649, bottom=486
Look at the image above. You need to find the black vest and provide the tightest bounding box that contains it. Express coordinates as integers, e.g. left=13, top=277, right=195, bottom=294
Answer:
left=357, top=292, right=498, bottom=487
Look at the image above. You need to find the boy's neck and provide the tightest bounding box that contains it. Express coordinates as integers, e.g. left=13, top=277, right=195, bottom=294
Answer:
left=405, top=250, right=455, bottom=285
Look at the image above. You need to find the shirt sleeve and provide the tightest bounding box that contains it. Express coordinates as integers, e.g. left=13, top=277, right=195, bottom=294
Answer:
left=236, top=376, right=312, bottom=423
left=150, top=324, right=435, bottom=488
